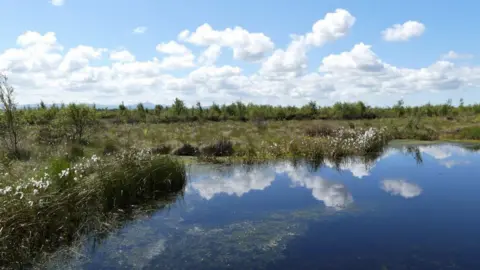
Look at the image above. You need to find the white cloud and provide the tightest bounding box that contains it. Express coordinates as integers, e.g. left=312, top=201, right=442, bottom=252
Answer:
left=3, top=9, right=480, bottom=106
left=133, top=26, right=147, bottom=34
left=156, top=41, right=191, bottom=55
left=320, top=43, right=385, bottom=73
left=110, top=50, right=136, bottom=63
left=261, top=9, right=355, bottom=78
left=198, top=45, right=222, bottom=66
left=381, top=179, right=422, bottom=199
left=442, top=51, right=474, bottom=60
left=59, top=45, right=106, bottom=72
left=179, top=23, right=274, bottom=61
left=50, top=0, right=65, bottom=6
left=382, top=21, right=425, bottom=41
left=305, top=8, right=356, bottom=47
left=158, top=53, right=196, bottom=70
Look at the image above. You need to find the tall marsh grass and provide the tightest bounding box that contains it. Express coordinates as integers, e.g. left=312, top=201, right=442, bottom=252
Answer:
left=0, top=149, right=186, bottom=268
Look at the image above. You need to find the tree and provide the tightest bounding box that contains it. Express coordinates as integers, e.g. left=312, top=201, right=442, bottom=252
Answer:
left=119, top=101, right=127, bottom=111
left=0, top=74, right=22, bottom=157
left=196, top=102, right=203, bottom=118
left=60, top=104, right=97, bottom=143
left=393, top=99, right=405, bottom=117
left=40, top=100, right=47, bottom=110
left=172, top=98, right=186, bottom=115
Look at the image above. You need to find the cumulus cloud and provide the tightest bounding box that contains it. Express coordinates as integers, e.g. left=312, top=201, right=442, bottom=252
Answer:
left=382, top=21, right=425, bottom=41
left=156, top=41, right=191, bottom=55
left=198, top=45, right=222, bottom=66
left=133, top=26, right=147, bottom=34
left=261, top=9, right=355, bottom=78
left=59, top=45, right=106, bottom=72
left=2, top=9, right=480, bottom=106
left=442, top=51, right=474, bottom=60
left=320, top=43, right=385, bottom=73
left=110, top=50, right=136, bottom=63
left=178, top=23, right=274, bottom=61
left=50, top=0, right=65, bottom=6
left=381, top=179, right=422, bottom=199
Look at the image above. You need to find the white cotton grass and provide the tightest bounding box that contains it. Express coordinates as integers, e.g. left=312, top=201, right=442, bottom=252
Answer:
left=0, top=153, right=103, bottom=206
left=325, top=127, right=388, bottom=155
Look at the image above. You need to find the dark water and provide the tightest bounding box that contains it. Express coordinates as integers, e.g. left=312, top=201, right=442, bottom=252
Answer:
left=46, top=143, right=480, bottom=270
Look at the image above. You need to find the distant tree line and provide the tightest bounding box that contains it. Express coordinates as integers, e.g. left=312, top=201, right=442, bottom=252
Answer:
left=13, top=97, right=480, bottom=125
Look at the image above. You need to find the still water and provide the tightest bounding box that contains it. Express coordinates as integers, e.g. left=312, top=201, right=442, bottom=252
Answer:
left=47, top=143, right=480, bottom=269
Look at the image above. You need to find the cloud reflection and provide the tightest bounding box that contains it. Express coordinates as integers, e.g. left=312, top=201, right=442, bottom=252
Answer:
left=189, top=163, right=353, bottom=210
left=276, top=163, right=353, bottom=210
left=419, top=145, right=467, bottom=160
left=190, top=167, right=276, bottom=200
left=381, top=179, right=422, bottom=199
left=324, top=148, right=397, bottom=179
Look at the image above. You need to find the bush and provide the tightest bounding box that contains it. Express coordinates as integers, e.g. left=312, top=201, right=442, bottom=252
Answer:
left=57, top=104, right=97, bottom=143
left=36, top=125, right=64, bottom=145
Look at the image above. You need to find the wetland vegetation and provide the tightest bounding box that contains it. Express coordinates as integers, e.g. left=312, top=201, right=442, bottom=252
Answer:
left=1, top=74, right=480, bottom=268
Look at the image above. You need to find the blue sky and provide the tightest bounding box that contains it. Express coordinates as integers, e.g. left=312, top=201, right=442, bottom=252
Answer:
left=1, top=0, right=479, bottom=106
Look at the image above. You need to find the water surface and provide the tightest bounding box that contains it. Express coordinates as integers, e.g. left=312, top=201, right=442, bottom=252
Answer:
left=46, top=143, right=480, bottom=270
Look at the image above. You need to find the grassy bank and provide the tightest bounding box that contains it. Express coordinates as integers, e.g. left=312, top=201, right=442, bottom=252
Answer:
left=0, top=149, right=186, bottom=268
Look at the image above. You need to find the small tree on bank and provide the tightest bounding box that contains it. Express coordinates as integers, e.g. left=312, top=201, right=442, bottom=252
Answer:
left=58, top=103, right=97, bottom=144
left=0, top=74, right=22, bottom=157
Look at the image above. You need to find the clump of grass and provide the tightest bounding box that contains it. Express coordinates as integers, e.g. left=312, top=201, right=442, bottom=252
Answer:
left=150, top=144, right=172, bottom=155
left=0, top=149, right=186, bottom=268
left=103, top=138, right=119, bottom=156
left=65, top=143, right=84, bottom=161
left=99, top=149, right=186, bottom=211
left=305, top=124, right=334, bottom=137
left=455, top=126, right=480, bottom=140
left=172, top=143, right=199, bottom=156
left=200, top=137, right=234, bottom=157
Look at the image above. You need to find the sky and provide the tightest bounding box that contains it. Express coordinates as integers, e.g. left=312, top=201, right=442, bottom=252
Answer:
left=1, top=0, right=479, bottom=107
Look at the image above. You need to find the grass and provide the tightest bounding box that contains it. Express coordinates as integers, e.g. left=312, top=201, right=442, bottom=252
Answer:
left=1, top=114, right=480, bottom=268
left=0, top=149, right=186, bottom=268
